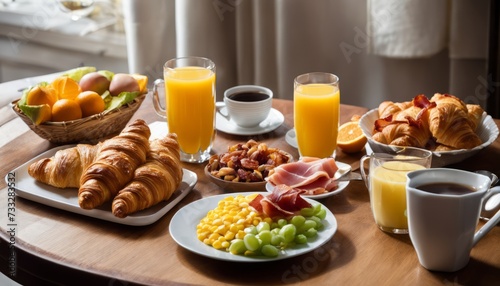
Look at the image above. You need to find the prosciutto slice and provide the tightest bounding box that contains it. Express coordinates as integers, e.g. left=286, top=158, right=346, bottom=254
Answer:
left=249, top=185, right=311, bottom=218
left=266, top=157, right=339, bottom=195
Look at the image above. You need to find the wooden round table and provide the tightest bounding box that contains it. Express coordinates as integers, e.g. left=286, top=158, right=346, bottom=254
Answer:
left=1, top=98, right=500, bottom=285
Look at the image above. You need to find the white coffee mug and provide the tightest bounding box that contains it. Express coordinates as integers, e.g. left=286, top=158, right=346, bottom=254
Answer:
left=406, top=168, right=500, bottom=272
left=222, top=85, right=273, bottom=127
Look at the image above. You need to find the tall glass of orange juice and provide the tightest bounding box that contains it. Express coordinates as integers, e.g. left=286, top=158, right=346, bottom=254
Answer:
left=360, top=147, right=432, bottom=234
left=152, top=57, right=216, bottom=163
left=294, top=73, right=340, bottom=158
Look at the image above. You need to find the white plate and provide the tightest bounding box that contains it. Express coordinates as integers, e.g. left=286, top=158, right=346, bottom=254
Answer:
left=285, top=129, right=298, bottom=148
left=216, top=107, right=284, bottom=135
left=169, top=192, right=337, bottom=262
left=6, top=145, right=197, bottom=226
left=265, top=161, right=351, bottom=199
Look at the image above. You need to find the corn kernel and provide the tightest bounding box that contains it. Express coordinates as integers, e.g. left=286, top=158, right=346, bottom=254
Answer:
left=212, top=240, right=223, bottom=249
left=209, top=233, right=220, bottom=241
left=215, top=225, right=226, bottom=234
left=235, top=230, right=246, bottom=239
left=229, top=225, right=239, bottom=233
left=224, top=231, right=235, bottom=240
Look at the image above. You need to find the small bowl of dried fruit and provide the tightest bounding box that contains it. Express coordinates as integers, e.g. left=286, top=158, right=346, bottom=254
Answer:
left=205, top=139, right=293, bottom=192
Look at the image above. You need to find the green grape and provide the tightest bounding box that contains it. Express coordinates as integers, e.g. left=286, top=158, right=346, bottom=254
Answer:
left=244, top=226, right=258, bottom=235
left=294, top=234, right=308, bottom=244
left=312, top=203, right=322, bottom=215
left=315, top=208, right=327, bottom=220
left=228, top=239, right=246, bottom=255
left=243, top=234, right=260, bottom=251
left=257, top=230, right=272, bottom=245
left=300, top=207, right=315, bottom=217
left=290, top=215, right=306, bottom=227
left=271, top=234, right=285, bottom=246
left=277, top=218, right=287, bottom=228
left=256, top=221, right=270, bottom=233
left=297, top=220, right=317, bottom=234
left=226, top=205, right=329, bottom=257
left=303, top=227, right=318, bottom=238
left=308, top=216, right=324, bottom=230
left=279, top=224, right=297, bottom=243
left=261, top=244, right=279, bottom=257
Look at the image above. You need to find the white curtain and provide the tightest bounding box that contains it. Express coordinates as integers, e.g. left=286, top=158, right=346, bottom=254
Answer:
left=123, top=0, right=490, bottom=110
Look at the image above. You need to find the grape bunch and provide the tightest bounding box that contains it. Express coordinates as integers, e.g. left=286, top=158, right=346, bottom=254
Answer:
left=228, top=204, right=327, bottom=257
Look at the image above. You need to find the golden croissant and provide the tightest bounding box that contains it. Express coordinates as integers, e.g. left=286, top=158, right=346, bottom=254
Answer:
left=466, top=104, right=484, bottom=131
left=112, top=133, right=183, bottom=218
left=78, top=119, right=151, bottom=210
left=430, top=93, right=467, bottom=113
left=28, top=143, right=102, bottom=188
left=428, top=101, right=482, bottom=150
left=378, top=101, right=413, bottom=119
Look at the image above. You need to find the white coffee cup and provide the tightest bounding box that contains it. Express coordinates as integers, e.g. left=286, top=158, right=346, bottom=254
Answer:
left=406, top=168, right=500, bottom=272
left=222, top=85, right=273, bottom=127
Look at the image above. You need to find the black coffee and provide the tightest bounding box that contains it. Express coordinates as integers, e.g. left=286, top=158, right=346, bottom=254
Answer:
left=228, top=92, right=269, bottom=102
left=417, top=182, right=476, bottom=195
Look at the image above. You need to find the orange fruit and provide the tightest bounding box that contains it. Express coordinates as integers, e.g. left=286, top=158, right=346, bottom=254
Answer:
left=50, top=76, right=82, bottom=100
left=76, top=91, right=105, bottom=117
left=337, top=121, right=367, bottom=153
left=26, top=85, right=57, bottom=107
left=51, top=99, right=82, bottom=122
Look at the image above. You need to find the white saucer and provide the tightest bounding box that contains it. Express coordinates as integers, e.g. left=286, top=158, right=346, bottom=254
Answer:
left=285, top=128, right=298, bottom=148
left=216, top=108, right=284, bottom=135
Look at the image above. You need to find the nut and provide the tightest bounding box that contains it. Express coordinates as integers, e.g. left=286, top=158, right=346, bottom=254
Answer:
left=206, top=140, right=292, bottom=183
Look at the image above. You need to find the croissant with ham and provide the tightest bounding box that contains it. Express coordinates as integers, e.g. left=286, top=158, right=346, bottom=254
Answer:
left=78, top=119, right=151, bottom=209
left=28, top=143, right=102, bottom=188
left=112, top=134, right=183, bottom=218
left=372, top=95, right=433, bottom=148
left=372, top=118, right=431, bottom=148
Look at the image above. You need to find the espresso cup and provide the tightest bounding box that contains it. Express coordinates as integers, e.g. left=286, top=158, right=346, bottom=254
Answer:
left=406, top=168, right=500, bottom=272
left=223, top=85, right=273, bottom=127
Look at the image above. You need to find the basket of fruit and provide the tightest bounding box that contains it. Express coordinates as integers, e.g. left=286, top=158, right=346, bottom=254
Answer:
left=11, top=67, right=148, bottom=144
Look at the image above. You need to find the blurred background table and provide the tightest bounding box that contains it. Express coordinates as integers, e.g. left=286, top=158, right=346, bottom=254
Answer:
left=0, top=96, right=499, bottom=285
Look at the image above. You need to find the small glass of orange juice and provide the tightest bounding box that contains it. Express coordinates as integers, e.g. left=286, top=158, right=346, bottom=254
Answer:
left=293, top=72, right=340, bottom=158
left=153, top=57, right=216, bottom=163
left=360, top=147, right=432, bottom=234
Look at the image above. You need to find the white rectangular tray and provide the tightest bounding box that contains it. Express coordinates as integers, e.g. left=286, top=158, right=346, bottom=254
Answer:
left=6, top=145, right=197, bottom=226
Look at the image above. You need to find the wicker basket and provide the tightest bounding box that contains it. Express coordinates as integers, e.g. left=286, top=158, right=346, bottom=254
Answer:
left=11, top=93, right=146, bottom=144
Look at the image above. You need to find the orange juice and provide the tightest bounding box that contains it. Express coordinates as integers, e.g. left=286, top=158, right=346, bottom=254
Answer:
left=370, top=161, right=425, bottom=230
left=165, top=66, right=216, bottom=154
left=294, top=83, right=340, bottom=158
